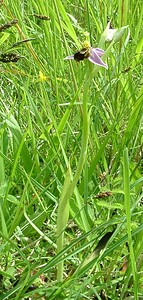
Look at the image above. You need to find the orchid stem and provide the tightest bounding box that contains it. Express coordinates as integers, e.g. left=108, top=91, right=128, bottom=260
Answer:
left=57, top=69, right=91, bottom=282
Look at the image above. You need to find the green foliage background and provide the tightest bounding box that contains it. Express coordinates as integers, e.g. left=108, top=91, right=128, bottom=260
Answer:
left=0, top=0, right=143, bottom=299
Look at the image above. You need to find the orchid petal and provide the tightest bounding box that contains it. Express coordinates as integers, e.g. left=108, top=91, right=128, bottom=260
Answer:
left=88, top=56, right=108, bottom=69
left=64, top=55, right=74, bottom=60
left=89, top=49, right=108, bottom=69
left=93, top=48, right=105, bottom=57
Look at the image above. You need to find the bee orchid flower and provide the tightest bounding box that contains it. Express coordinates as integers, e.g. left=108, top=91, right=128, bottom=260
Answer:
left=64, top=42, right=108, bottom=69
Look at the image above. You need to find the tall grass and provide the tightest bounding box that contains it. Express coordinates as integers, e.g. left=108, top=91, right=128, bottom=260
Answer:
left=0, top=0, right=143, bottom=299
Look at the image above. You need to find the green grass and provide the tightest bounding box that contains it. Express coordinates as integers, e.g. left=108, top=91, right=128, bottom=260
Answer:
left=0, top=0, right=143, bottom=299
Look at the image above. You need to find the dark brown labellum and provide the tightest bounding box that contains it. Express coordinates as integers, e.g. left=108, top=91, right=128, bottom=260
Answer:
left=74, top=48, right=90, bottom=62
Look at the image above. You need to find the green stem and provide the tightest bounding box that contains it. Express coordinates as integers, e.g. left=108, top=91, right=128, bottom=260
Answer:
left=57, top=72, right=90, bottom=281
left=123, top=148, right=138, bottom=300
